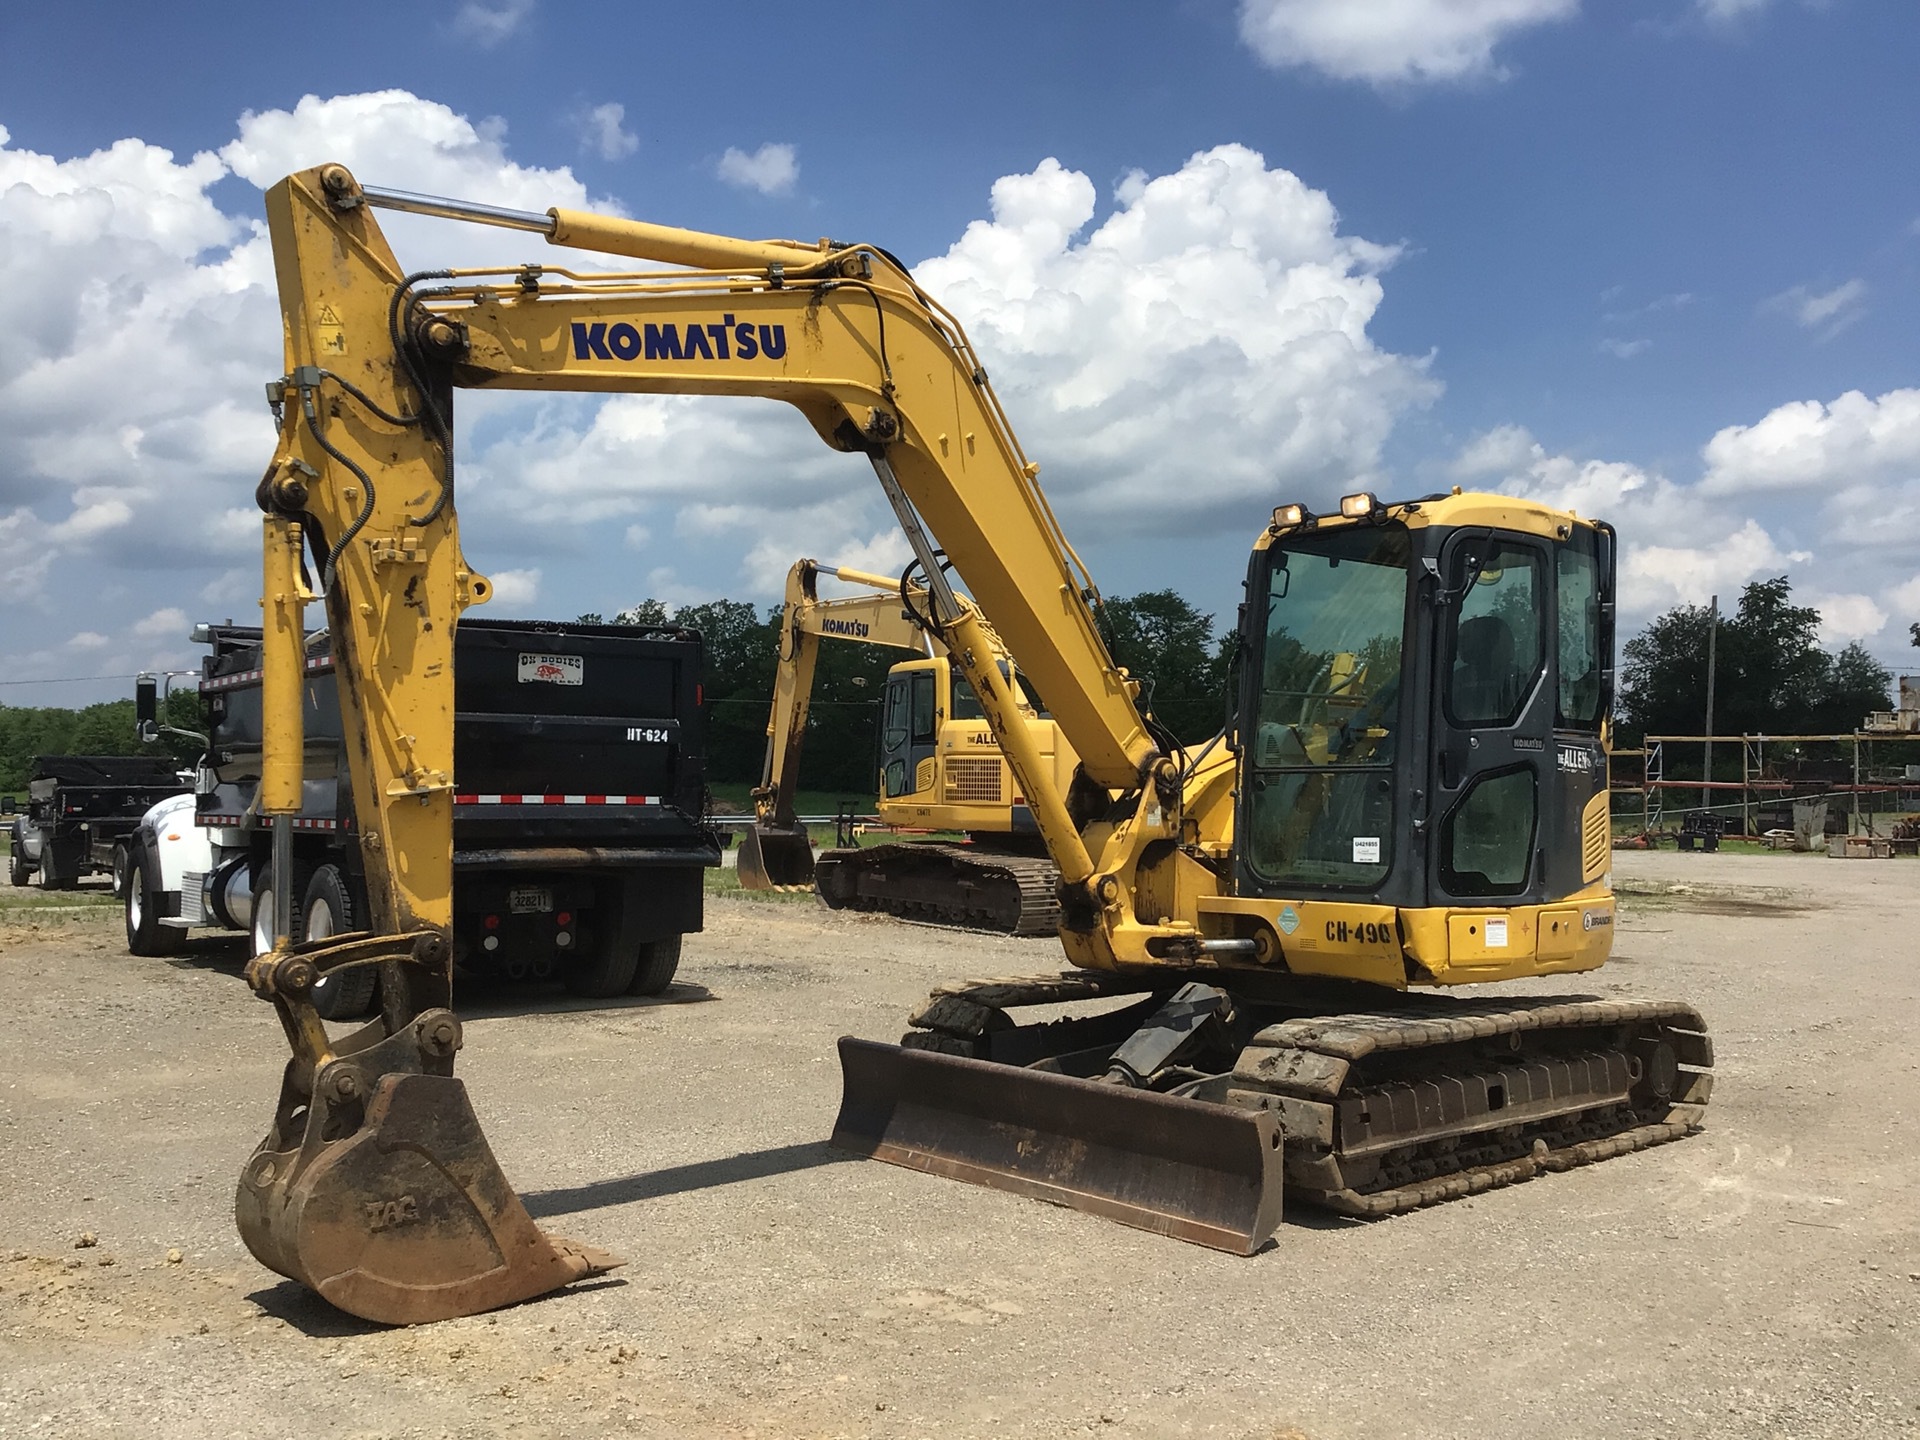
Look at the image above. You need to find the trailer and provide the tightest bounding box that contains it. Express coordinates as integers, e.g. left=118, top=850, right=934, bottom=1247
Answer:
left=6, top=755, right=190, bottom=892
left=124, top=619, right=721, bottom=1017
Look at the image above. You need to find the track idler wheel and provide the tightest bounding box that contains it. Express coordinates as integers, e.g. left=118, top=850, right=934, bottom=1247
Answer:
left=235, top=1009, right=620, bottom=1325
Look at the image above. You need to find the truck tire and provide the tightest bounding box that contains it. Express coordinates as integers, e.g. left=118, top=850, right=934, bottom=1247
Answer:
left=125, top=840, right=184, bottom=957
left=111, top=845, right=132, bottom=900
left=300, top=864, right=379, bottom=1021
left=563, top=884, right=642, bottom=998
left=8, top=832, right=27, bottom=887
left=626, top=935, right=683, bottom=996
left=251, top=859, right=311, bottom=960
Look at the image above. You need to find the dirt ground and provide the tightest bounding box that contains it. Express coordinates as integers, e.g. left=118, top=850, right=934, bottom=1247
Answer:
left=2, top=851, right=1917, bottom=1439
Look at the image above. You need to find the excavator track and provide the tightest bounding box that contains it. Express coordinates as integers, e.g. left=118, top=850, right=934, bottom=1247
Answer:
left=882, top=973, right=1711, bottom=1221
left=813, top=843, right=1061, bottom=935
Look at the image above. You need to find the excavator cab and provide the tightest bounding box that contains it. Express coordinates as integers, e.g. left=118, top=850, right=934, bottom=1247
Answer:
left=1239, top=497, right=1616, bottom=927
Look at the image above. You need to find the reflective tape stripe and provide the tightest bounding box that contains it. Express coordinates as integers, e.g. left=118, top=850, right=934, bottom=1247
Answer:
left=454, top=794, right=659, bottom=806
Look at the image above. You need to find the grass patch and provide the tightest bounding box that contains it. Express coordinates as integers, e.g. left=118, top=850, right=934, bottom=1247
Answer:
left=707, top=783, right=875, bottom=819
left=703, top=868, right=820, bottom=903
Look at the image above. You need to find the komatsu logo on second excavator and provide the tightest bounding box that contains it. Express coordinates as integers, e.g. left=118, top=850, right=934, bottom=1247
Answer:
left=570, top=317, right=788, bottom=363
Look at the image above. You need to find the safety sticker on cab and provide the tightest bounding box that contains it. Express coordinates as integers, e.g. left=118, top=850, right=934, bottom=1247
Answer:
left=518, top=653, right=583, bottom=686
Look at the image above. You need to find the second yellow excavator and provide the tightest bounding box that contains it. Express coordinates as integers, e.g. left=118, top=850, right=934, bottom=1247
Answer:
left=231, top=165, right=1712, bottom=1325
left=737, top=557, right=1077, bottom=932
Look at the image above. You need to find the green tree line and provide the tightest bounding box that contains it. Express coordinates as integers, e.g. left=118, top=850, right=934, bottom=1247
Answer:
left=1619, top=577, right=1892, bottom=739
left=0, top=690, right=202, bottom=796
left=15, top=573, right=1886, bottom=803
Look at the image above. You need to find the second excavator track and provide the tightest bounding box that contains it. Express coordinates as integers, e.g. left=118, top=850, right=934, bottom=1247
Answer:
left=813, top=843, right=1061, bottom=935
left=898, top=972, right=1712, bottom=1217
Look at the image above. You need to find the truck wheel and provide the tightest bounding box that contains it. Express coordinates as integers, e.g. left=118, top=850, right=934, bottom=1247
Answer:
left=626, top=935, right=683, bottom=996
left=8, top=839, right=26, bottom=888
left=251, top=860, right=311, bottom=959
left=562, top=898, right=642, bottom=999
left=111, top=846, right=132, bottom=900
left=125, top=840, right=184, bottom=957
left=301, top=865, right=379, bottom=1021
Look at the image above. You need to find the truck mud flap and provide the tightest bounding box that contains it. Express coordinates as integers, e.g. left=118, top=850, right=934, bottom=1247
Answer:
left=831, top=1037, right=1284, bottom=1255
left=737, top=823, right=814, bottom=890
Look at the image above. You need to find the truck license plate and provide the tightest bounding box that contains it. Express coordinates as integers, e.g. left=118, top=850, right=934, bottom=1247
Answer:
left=509, top=886, right=554, bottom=914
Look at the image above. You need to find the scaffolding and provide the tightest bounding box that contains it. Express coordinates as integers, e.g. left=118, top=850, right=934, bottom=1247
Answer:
left=1610, top=732, right=1920, bottom=839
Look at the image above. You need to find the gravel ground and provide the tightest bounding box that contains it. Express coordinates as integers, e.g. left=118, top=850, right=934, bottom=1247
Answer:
left=1, top=851, right=1917, bottom=1439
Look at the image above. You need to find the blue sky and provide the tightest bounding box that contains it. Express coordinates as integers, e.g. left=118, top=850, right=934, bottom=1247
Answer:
left=2, top=0, right=1916, bottom=706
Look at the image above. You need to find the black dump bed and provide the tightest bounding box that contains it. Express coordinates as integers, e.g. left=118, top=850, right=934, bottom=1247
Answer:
left=31, top=755, right=184, bottom=789
left=451, top=619, right=708, bottom=847
left=198, top=618, right=713, bottom=855
left=27, top=755, right=188, bottom=825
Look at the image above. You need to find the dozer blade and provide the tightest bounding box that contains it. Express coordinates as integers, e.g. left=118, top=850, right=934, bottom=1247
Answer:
left=737, top=822, right=815, bottom=890
left=236, top=1071, right=621, bottom=1325
left=832, top=1037, right=1284, bottom=1255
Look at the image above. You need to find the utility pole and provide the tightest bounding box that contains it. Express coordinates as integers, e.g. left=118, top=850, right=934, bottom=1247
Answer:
left=1703, top=594, right=1719, bottom=819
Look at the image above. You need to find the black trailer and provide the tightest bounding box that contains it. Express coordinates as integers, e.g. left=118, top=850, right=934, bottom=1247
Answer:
left=7, top=755, right=189, bottom=890
left=145, top=617, right=719, bottom=1015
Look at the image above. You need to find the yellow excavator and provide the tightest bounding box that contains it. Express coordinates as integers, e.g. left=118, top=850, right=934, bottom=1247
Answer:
left=238, top=164, right=1711, bottom=1325
left=737, top=557, right=1076, bottom=932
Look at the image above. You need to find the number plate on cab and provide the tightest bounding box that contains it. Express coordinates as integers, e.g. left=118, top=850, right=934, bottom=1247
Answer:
left=509, top=886, right=554, bottom=914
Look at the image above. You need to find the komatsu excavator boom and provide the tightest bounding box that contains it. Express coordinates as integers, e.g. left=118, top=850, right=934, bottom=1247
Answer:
left=738, top=558, right=1074, bottom=932
left=239, top=165, right=1710, bottom=1325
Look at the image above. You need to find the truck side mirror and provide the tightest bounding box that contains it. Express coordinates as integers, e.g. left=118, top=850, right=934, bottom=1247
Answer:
left=136, top=674, right=158, bottom=742
left=0, top=796, right=14, bottom=816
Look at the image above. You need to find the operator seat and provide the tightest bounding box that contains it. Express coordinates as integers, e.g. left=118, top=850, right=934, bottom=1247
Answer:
left=1452, top=613, right=1517, bottom=723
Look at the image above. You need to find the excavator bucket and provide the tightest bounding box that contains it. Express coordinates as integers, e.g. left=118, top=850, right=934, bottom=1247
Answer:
left=737, top=821, right=815, bottom=890
left=236, top=1067, right=620, bottom=1326
left=832, top=1037, right=1285, bottom=1255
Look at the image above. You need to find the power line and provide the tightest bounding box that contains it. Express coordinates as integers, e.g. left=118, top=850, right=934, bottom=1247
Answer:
left=0, top=672, right=142, bottom=688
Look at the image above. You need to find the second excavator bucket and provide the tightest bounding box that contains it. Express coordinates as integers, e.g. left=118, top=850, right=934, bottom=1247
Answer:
left=737, top=821, right=816, bottom=890
left=235, top=1011, right=620, bottom=1326
left=832, top=1037, right=1285, bottom=1255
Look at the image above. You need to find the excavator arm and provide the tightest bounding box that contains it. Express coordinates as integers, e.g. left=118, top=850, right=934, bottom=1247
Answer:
left=737, top=559, right=944, bottom=889
left=239, top=164, right=1196, bottom=1322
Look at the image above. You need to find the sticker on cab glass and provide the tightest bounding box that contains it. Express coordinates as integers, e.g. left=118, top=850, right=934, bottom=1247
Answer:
left=518, top=653, right=583, bottom=686
left=1352, top=836, right=1381, bottom=864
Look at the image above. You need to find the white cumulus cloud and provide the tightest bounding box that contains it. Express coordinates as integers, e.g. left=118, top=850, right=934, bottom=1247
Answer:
left=913, top=145, right=1436, bottom=537
left=0, top=92, right=602, bottom=693
left=577, top=102, right=638, bottom=162
left=1700, top=388, right=1920, bottom=497
left=1237, top=0, right=1578, bottom=86
left=716, top=143, right=798, bottom=196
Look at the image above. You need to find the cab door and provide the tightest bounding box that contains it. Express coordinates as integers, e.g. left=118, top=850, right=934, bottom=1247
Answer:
left=1427, top=532, right=1555, bottom=906
left=878, top=663, right=941, bottom=799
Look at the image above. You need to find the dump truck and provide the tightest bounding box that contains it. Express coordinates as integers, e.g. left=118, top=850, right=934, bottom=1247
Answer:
left=123, top=618, right=719, bottom=1018
left=220, top=165, right=1709, bottom=1324
left=6, top=755, right=189, bottom=891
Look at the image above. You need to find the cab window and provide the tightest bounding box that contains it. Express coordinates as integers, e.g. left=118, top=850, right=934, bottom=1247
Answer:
left=1447, top=544, right=1543, bottom=729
